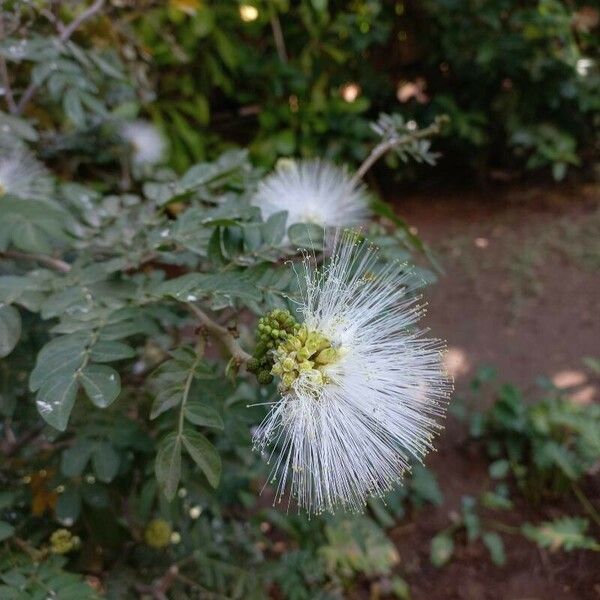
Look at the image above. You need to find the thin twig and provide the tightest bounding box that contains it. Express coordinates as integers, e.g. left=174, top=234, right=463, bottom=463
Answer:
left=572, top=481, right=600, bottom=528
left=38, top=7, right=66, bottom=35
left=0, top=250, right=71, bottom=273
left=350, top=117, right=446, bottom=187
left=1, top=423, right=44, bottom=457
left=187, top=303, right=251, bottom=364
left=270, top=13, right=288, bottom=63
left=0, top=13, right=17, bottom=113
left=15, top=0, right=105, bottom=115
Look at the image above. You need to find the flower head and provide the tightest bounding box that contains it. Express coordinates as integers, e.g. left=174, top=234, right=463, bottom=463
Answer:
left=121, top=120, right=166, bottom=166
left=50, top=528, right=80, bottom=554
left=0, top=149, right=53, bottom=200
left=144, top=518, right=172, bottom=548
left=252, top=231, right=451, bottom=514
left=252, top=159, right=369, bottom=229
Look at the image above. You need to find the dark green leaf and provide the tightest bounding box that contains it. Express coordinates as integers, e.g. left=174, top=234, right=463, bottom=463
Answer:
left=182, top=429, right=221, bottom=488
left=79, top=365, right=120, bottom=408
left=60, top=440, right=94, bottom=477
left=287, top=222, right=324, bottom=249
left=55, top=487, right=82, bottom=524
left=89, top=341, right=136, bottom=362
left=430, top=532, right=454, bottom=567
left=0, top=304, right=21, bottom=358
left=488, top=459, right=510, bottom=479
left=36, top=374, right=78, bottom=431
left=184, top=401, right=224, bottom=429
left=262, top=211, right=287, bottom=246
left=0, top=521, right=15, bottom=542
left=92, top=442, right=120, bottom=483
left=155, top=433, right=181, bottom=500
left=482, top=531, right=506, bottom=565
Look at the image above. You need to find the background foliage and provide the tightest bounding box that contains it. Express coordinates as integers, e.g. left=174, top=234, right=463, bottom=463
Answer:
left=126, top=0, right=599, bottom=179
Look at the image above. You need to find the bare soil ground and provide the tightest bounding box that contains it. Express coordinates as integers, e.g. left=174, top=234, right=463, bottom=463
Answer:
left=385, top=183, right=600, bottom=600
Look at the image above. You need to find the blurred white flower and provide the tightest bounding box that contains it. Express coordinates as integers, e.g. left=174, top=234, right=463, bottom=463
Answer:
left=253, top=231, right=451, bottom=514
left=576, top=57, right=595, bottom=77
left=0, top=149, right=53, bottom=200
left=121, top=120, right=166, bottom=166
left=252, top=159, right=369, bottom=229
left=239, top=4, right=259, bottom=22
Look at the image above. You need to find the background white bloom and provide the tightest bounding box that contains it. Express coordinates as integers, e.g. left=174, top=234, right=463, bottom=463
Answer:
left=252, top=159, right=369, bottom=229
left=121, top=120, right=166, bottom=166
left=253, top=232, right=451, bottom=514
left=0, top=149, right=53, bottom=201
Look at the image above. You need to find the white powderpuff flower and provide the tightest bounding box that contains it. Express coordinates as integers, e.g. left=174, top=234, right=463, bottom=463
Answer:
left=252, top=159, right=369, bottom=229
left=253, top=231, right=451, bottom=514
left=0, top=149, right=53, bottom=200
left=121, top=120, right=166, bottom=166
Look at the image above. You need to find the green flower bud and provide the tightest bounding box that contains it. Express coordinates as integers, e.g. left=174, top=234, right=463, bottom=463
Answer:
left=247, top=358, right=260, bottom=373
left=315, top=347, right=338, bottom=365
left=144, top=519, right=172, bottom=549
left=258, top=371, right=274, bottom=385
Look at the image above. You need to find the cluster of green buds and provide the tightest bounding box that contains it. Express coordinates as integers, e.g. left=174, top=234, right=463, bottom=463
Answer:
left=248, top=309, right=340, bottom=393
left=50, top=529, right=81, bottom=554
left=271, top=325, right=338, bottom=392
left=247, top=309, right=301, bottom=385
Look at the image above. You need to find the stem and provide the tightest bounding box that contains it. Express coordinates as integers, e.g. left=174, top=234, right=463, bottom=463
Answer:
left=270, top=13, right=288, bottom=63
left=186, top=303, right=251, bottom=364
left=0, top=14, right=17, bottom=114
left=15, top=0, right=105, bottom=115
left=177, top=350, right=201, bottom=437
left=572, top=482, right=600, bottom=528
left=0, top=250, right=71, bottom=273
left=486, top=519, right=520, bottom=535
left=350, top=117, right=446, bottom=187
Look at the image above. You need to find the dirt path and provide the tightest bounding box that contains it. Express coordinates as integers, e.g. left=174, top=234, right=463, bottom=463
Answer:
left=400, top=183, right=600, bottom=397
left=386, top=183, right=600, bottom=600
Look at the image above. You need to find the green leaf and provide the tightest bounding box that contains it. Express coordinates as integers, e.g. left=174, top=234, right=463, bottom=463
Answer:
left=64, top=89, right=86, bottom=126
left=30, top=334, right=88, bottom=391
left=462, top=496, right=480, bottom=542
left=541, top=441, right=579, bottom=479
left=150, top=386, right=182, bottom=419
left=60, top=440, right=94, bottom=477
left=0, top=521, right=15, bottom=542
left=184, top=401, right=224, bottom=429
left=482, top=531, right=506, bottom=565
left=320, top=516, right=399, bottom=577
left=155, top=433, right=181, bottom=500
left=430, top=532, right=454, bottom=567
left=390, top=576, right=411, bottom=600
left=155, top=271, right=262, bottom=305
left=55, top=487, right=82, bottom=524
left=79, top=365, right=120, bottom=408
left=371, top=198, right=425, bottom=253
left=488, top=459, right=510, bottom=479
left=262, top=211, right=288, bottom=246
left=522, top=517, right=600, bottom=552
left=89, top=341, right=136, bottom=362
left=410, top=465, right=443, bottom=506
left=36, top=374, right=78, bottom=431
left=92, top=442, right=120, bottom=483
left=0, top=304, right=21, bottom=358
left=182, top=429, right=221, bottom=488
left=287, top=222, right=324, bottom=249
left=480, top=490, right=513, bottom=510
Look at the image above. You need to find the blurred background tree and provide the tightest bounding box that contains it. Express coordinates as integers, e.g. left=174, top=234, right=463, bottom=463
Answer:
left=116, top=0, right=599, bottom=179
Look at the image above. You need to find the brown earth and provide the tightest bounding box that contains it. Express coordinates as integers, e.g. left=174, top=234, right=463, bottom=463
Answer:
left=384, top=183, right=600, bottom=600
